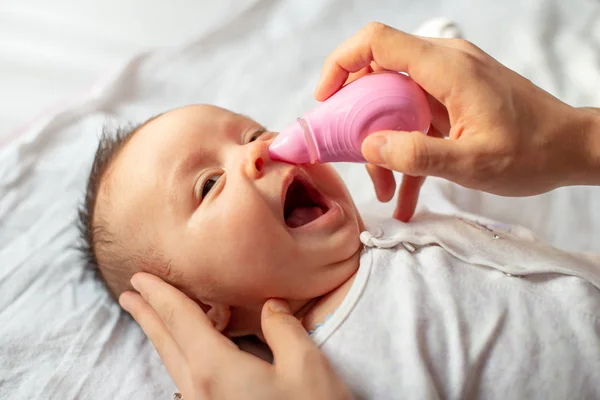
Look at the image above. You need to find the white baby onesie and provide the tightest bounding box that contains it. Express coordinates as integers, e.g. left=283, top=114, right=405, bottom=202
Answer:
left=312, top=212, right=600, bottom=400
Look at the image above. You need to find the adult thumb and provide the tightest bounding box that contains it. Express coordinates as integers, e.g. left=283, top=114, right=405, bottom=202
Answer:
left=261, top=299, right=321, bottom=367
left=362, top=130, right=465, bottom=178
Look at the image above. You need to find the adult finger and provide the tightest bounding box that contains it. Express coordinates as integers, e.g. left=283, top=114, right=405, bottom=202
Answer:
left=119, top=290, right=190, bottom=387
left=261, top=299, right=325, bottom=372
left=361, top=130, right=468, bottom=178
left=130, top=273, right=237, bottom=365
left=343, top=62, right=392, bottom=87
left=315, top=23, right=449, bottom=101
left=369, top=61, right=390, bottom=73
left=365, top=163, right=396, bottom=202
left=343, top=65, right=373, bottom=86
left=415, top=35, right=484, bottom=57
left=426, top=93, right=451, bottom=136
left=393, top=175, right=426, bottom=222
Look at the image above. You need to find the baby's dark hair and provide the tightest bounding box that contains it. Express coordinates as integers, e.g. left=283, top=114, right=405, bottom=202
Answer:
left=77, top=123, right=142, bottom=299
left=78, top=113, right=183, bottom=300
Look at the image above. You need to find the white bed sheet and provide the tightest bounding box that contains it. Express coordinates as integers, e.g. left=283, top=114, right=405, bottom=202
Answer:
left=1, top=0, right=599, bottom=398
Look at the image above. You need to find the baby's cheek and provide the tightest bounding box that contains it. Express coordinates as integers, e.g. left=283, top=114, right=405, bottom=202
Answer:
left=223, top=204, right=279, bottom=244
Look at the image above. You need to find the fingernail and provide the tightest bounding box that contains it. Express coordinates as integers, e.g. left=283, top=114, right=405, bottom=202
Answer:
left=363, top=134, right=388, bottom=165
left=268, top=299, right=291, bottom=314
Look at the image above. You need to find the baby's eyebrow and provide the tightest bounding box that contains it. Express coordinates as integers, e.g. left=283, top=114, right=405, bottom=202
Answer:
left=251, top=126, right=268, bottom=136
left=236, top=113, right=266, bottom=132
left=168, top=147, right=209, bottom=201
left=176, top=150, right=206, bottom=177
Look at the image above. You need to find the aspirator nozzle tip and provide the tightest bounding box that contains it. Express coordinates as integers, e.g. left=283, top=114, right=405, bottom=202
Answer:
left=268, top=122, right=314, bottom=164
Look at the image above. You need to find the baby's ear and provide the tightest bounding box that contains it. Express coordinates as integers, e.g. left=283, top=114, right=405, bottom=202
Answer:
left=204, top=302, right=231, bottom=332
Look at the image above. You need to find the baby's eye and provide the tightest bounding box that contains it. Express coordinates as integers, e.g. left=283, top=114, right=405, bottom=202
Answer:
left=201, top=175, right=220, bottom=199
left=248, top=130, right=265, bottom=143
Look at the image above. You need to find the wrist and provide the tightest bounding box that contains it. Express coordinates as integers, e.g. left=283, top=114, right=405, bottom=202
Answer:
left=577, top=107, right=600, bottom=186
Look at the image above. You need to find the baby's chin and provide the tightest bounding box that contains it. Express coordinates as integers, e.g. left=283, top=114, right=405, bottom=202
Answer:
left=224, top=247, right=361, bottom=339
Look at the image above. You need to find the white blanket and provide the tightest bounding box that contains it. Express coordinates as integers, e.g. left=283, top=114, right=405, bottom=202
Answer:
left=1, top=0, right=599, bottom=398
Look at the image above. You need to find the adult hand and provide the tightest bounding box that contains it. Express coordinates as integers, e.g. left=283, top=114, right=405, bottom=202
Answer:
left=119, top=273, right=352, bottom=400
left=316, top=22, right=600, bottom=221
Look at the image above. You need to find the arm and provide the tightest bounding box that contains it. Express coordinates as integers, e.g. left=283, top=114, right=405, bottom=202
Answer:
left=577, top=107, right=600, bottom=186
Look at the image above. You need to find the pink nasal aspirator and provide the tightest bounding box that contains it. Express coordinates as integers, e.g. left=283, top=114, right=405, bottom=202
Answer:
left=268, top=72, right=431, bottom=164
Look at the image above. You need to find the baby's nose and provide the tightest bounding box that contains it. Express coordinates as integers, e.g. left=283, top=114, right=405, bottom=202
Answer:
left=254, top=157, right=264, bottom=172
left=246, top=141, right=271, bottom=179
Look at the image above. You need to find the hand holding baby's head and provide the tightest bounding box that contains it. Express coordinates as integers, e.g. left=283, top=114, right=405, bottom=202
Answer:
left=79, top=105, right=363, bottom=337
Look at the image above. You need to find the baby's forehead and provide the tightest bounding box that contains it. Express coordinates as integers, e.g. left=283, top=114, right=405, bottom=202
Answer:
left=133, top=106, right=265, bottom=163
left=149, top=105, right=251, bottom=135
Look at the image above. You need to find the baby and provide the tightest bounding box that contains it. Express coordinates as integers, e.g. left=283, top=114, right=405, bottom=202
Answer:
left=80, top=104, right=364, bottom=336
left=80, top=104, right=600, bottom=399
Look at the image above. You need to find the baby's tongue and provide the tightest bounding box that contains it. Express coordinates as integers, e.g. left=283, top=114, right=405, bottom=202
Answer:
left=286, top=206, right=324, bottom=228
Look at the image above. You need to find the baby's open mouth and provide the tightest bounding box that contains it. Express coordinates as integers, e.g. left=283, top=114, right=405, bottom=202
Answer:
left=283, top=176, right=329, bottom=228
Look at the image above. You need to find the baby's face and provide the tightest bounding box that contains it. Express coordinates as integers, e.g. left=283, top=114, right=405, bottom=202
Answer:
left=107, top=105, right=362, bottom=325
